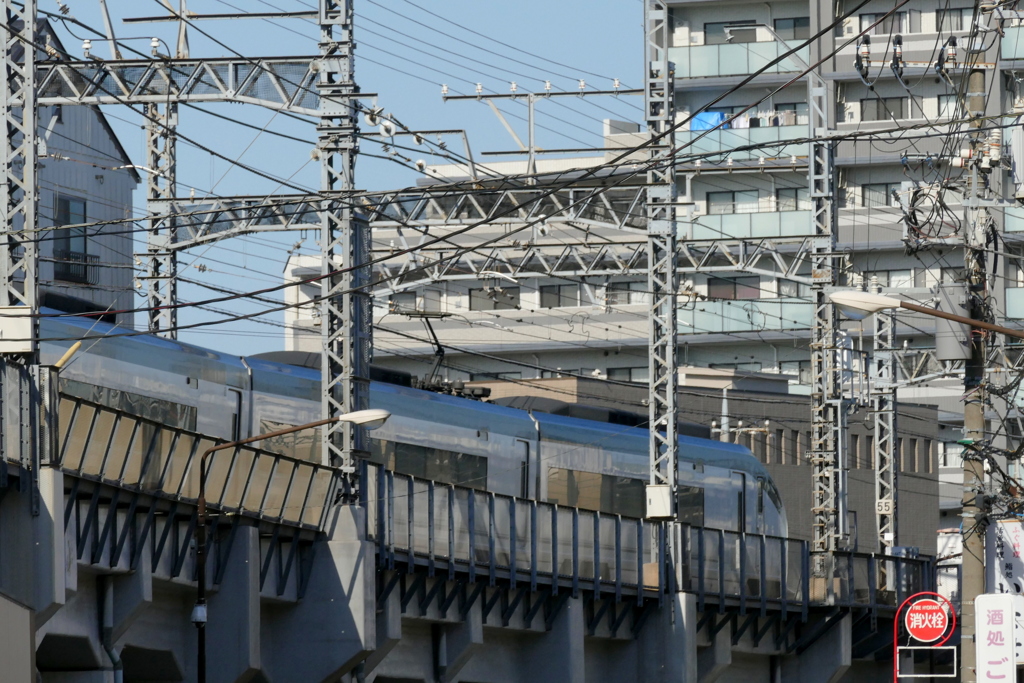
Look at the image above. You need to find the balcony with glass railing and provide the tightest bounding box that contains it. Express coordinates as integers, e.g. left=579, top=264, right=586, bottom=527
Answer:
left=675, top=124, right=808, bottom=162
left=680, top=297, right=812, bottom=334
left=684, top=194, right=813, bottom=240
left=668, top=42, right=810, bottom=79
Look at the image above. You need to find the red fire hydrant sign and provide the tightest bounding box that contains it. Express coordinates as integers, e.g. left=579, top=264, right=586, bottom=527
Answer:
left=894, top=592, right=957, bottom=681
left=905, top=599, right=950, bottom=643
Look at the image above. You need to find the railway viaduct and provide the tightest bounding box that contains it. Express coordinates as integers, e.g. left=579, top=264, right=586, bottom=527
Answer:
left=0, top=374, right=930, bottom=682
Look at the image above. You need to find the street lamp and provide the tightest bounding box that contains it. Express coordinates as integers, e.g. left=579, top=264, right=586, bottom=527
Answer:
left=192, top=408, right=390, bottom=683
left=829, top=290, right=1024, bottom=339
left=830, top=289, right=1019, bottom=671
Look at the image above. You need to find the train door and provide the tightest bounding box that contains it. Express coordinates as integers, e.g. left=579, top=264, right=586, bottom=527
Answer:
left=730, top=471, right=746, bottom=532
left=755, top=476, right=766, bottom=535
left=228, top=388, right=243, bottom=440
left=516, top=439, right=530, bottom=498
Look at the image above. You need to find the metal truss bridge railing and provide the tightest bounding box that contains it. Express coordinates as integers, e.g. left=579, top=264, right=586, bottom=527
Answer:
left=362, top=463, right=935, bottom=612
left=55, top=394, right=337, bottom=531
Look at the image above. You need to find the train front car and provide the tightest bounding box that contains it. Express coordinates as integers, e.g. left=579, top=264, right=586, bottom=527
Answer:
left=527, top=410, right=787, bottom=538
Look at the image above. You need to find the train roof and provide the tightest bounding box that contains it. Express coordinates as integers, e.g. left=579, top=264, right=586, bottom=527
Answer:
left=245, top=354, right=769, bottom=478
left=39, top=311, right=250, bottom=387
left=34, top=312, right=768, bottom=479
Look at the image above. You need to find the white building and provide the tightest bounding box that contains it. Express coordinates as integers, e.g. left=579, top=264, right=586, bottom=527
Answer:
left=31, top=22, right=139, bottom=325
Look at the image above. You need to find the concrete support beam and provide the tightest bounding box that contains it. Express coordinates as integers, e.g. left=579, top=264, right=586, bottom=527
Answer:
left=639, top=593, right=698, bottom=683
left=207, top=525, right=261, bottom=683
left=435, top=605, right=483, bottom=683
left=522, top=596, right=585, bottom=683
left=0, top=591, right=35, bottom=681
left=263, top=507, right=374, bottom=683
left=698, top=615, right=732, bottom=683
left=362, top=584, right=401, bottom=675
left=34, top=467, right=66, bottom=626
left=111, top=562, right=152, bottom=643
left=781, top=614, right=851, bottom=683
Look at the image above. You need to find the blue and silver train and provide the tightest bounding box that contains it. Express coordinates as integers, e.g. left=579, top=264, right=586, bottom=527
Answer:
left=41, top=313, right=787, bottom=537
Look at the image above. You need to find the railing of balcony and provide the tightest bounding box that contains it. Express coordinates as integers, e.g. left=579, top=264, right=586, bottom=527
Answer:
left=53, top=250, right=98, bottom=285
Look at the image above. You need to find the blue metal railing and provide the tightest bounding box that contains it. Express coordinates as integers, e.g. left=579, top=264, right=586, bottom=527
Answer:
left=362, top=462, right=664, bottom=599
left=362, top=462, right=934, bottom=611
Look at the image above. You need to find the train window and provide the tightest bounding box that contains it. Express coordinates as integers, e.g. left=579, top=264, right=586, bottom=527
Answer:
left=259, top=420, right=320, bottom=462
left=546, top=467, right=645, bottom=518
left=60, top=378, right=196, bottom=431
left=764, top=479, right=783, bottom=511
left=371, top=439, right=487, bottom=490
left=676, top=485, right=704, bottom=527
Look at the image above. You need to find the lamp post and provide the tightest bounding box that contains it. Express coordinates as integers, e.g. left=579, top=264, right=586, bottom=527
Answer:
left=829, top=291, right=1024, bottom=340
left=829, top=290, right=1021, bottom=675
left=192, top=408, right=390, bottom=683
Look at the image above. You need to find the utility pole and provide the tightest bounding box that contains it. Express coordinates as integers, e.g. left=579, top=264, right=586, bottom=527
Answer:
left=872, top=300, right=899, bottom=574
left=144, top=102, right=178, bottom=338
left=318, top=0, right=370, bottom=487
left=143, top=10, right=189, bottom=339
left=806, top=33, right=845, bottom=600
left=961, top=66, right=990, bottom=683
left=0, top=0, right=46, bottom=515
left=2, top=0, right=39, bottom=332
left=643, top=0, right=680, bottom=525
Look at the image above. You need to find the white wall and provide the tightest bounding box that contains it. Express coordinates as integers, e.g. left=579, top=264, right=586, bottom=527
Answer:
left=37, top=104, right=137, bottom=325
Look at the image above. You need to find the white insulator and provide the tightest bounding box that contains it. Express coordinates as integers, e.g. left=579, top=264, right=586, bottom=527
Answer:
left=989, top=130, right=1003, bottom=161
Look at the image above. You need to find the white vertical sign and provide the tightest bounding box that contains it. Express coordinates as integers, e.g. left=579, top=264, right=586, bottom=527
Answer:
left=977, top=594, right=1016, bottom=681
left=986, top=520, right=1024, bottom=594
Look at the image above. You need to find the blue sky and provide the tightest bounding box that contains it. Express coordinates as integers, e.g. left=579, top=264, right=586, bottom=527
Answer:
left=49, top=0, right=641, bottom=354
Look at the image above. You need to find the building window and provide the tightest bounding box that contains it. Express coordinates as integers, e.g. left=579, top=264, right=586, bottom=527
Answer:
left=861, top=182, right=902, bottom=208
left=389, top=291, right=417, bottom=313
left=775, top=102, right=809, bottom=125
left=469, top=287, right=519, bottom=311
left=704, top=20, right=757, bottom=45
left=937, top=94, right=960, bottom=119
left=776, top=187, right=810, bottom=211
left=937, top=7, right=973, bottom=32
left=779, top=360, right=811, bottom=384
left=540, top=284, right=580, bottom=308
left=469, top=371, right=522, bottom=381
left=606, top=281, right=647, bottom=305
left=941, top=267, right=964, bottom=284
left=54, top=195, right=92, bottom=284
left=607, top=367, right=649, bottom=383
left=707, top=190, right=759, bottom=215
left=774, top=17, right=810, bottom=41
left=938, top=441, right=963, bottom=468
left=860, top=11, right=918, bottom=35
left=707, top=276, right=760, bottom=300
left=888, top=270, right=914, bottom=289
left=709, top=361, right=764, bottom=373
left=777, top=279, right=806, bottom=298
left=421, top=289, right=441, bottom=313
left=541, top=369, right=582, bottom=378
left=860, top=97, right=908, bottom=122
